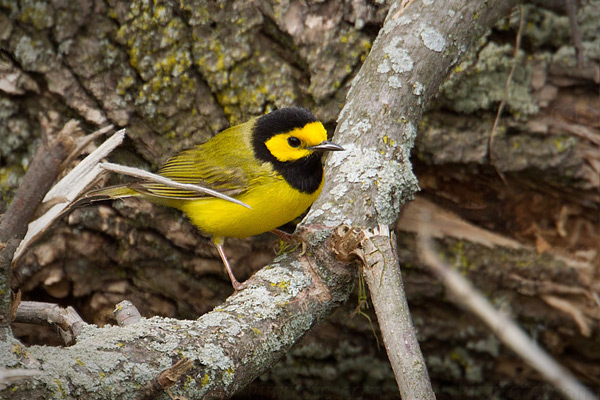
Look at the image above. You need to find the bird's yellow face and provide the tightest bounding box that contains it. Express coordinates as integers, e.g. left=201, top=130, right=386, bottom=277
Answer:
left=264, top=122, right=328, bottom=162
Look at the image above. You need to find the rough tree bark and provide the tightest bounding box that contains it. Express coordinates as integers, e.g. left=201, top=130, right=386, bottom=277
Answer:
left=1, top=0, right=598, bottom=399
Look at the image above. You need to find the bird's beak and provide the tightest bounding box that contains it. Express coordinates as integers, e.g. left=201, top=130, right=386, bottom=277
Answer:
left=307, top=141, right=345, bottom=152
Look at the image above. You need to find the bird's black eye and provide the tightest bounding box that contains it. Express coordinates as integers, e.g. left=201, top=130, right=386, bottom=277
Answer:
left=287, top=137, right=301, bottom=148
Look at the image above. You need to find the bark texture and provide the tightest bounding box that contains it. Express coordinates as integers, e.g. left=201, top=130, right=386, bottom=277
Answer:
left=0, top=0, right=599, bottom=399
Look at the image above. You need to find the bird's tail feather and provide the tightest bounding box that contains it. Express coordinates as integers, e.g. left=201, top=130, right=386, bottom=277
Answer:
left=71, top=185, right=137, bottom=209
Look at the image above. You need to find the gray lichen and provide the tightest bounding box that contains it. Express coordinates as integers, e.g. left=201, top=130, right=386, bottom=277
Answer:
left=314, top=141, right=418, bottom=227
left=440, top=40, right=538, bottom=117
left=420, top=24, right=446, bottom=52
left=377, top=36, right=414, bottom=74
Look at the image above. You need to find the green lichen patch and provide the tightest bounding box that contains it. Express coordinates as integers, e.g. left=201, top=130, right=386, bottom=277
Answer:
left=216, top=53, right=300, bottom=124
left=112, top=0, right=214, bottom=145
left=0, top=165, right=26, bottom=206
left=306, top=28, right=373, bottom=102
left=15, top=0, right=54, bottom=30
left=11, top=32, right=57, bottom=73
left=440, top=41, right=538, bottom=117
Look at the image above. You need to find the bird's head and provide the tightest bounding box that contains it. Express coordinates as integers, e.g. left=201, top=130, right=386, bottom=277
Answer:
left=252, top=108, right=344, bottom=164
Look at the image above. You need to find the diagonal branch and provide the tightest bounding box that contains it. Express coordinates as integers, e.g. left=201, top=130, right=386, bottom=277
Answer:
left=417, top=218, right=598, bottom=400
left=305, top=0, right=522, bottom=396
left=307, top=0, right=522, bottom=229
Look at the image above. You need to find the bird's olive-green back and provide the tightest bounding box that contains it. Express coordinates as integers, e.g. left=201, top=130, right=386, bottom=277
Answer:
left=135, top=118, right=273, bottom=201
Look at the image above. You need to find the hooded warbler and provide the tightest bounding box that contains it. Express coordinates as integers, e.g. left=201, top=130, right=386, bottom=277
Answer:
left=89, top=107, right=344, bottom=289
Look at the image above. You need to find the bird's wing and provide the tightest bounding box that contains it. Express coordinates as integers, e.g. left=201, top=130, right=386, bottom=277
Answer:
left=132, top=145, right=249, bottom=200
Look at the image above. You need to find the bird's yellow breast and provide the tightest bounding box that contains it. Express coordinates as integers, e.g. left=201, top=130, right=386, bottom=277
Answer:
left=178, top=173, right=323, bottom=238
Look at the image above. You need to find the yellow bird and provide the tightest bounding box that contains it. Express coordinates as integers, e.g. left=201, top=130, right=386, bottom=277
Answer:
left=87, top=108, right=344, bottom=290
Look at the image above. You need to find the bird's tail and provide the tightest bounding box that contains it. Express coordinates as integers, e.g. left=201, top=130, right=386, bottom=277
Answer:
left=71, top=185, right=137, bottom=209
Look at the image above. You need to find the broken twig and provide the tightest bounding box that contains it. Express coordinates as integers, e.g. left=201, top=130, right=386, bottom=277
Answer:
left=12, top=129, right=125, bottom=262
left=114, top=300, right=142, bottom=327
left=351, top=225, right=435, bottom=400
left=14, top=301, right=85, bottom=346
left=139, top=358, right=194, bottom=400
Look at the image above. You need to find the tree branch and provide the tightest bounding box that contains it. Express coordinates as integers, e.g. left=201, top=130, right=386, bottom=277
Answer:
left=305, top=0, right=522, bottom=396
left=357, top=225, right=435, bottom=399
left=416, top=216, right=597, bottom=400
left=0, top=120, right=78, bottom=332
left=14, top=301, right=85, bottom=346
left=307, top=0, right=522, bottom=229
left=2, top=239, right=355, bottom=399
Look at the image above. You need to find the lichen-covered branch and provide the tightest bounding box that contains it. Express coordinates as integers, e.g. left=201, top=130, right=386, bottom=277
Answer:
left=357, top=225, right=435, bottom=400
left=303, top=0, right=521, bottom=396
left=1, top=244, right=354, bottom=399
left=307, top=0, right=521, bottom=229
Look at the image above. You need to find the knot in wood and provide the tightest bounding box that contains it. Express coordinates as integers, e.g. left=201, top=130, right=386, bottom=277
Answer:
left=331, top=225, right=365, bottom=263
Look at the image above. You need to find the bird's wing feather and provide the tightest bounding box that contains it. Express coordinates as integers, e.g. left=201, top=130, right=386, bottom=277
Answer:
left=133, top=124, right=254, bottom=200
left=131, top=148, right=249, bottom=199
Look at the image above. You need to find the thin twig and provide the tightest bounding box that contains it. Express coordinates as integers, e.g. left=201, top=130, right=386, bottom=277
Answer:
left=14, top=301, right=85, bottom=346
left=416, top=215, right=598, bottom=400
left=99, top=162, right=252, bottom=209
left=564, top=0, right=584, bottom=69
left=488, top=5, right=526, bottom=183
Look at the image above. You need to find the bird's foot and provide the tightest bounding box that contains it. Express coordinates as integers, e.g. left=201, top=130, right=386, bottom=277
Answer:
left=272, top=229, right=304, bottom=255
left=231, top=278, right=249, bottom=292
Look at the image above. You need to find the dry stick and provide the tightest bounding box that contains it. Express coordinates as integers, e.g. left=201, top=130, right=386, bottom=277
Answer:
left=60, top=124, right=114, bottom=171
left=12, top=129, right=124, bottom=263
left=359, top=225, right=435, bottom=400
left=564, top=0, right=584, bottom=69
left=14, top=301, right=85, bottom=346
left=0, top=369, right=43, bottom=387
left=0, top=120, right=78, bottom=329
left=416, top=221, right=598, bottom=400
left=488, top=5, right=526, bottom=183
